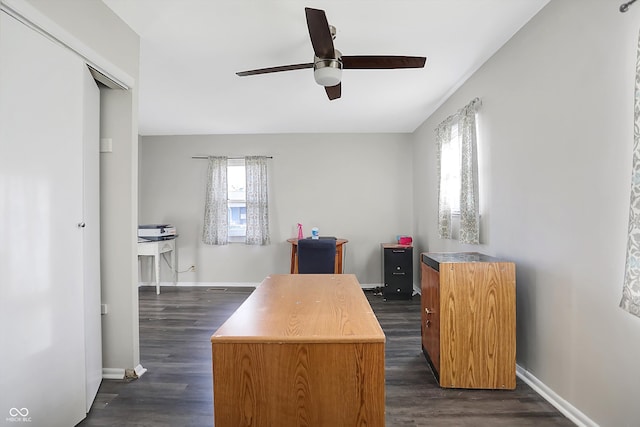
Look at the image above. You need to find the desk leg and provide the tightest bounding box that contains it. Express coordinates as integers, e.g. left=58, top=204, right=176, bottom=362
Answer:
left=290, top=245, right=296, bottom=274
left=154, top=254, right=160, bottom=295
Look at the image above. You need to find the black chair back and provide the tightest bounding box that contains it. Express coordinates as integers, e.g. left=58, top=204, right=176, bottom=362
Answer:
left=297, top=239, right=336, bottom=274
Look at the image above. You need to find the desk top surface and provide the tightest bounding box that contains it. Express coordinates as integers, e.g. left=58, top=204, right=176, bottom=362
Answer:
left=422, top=252, right=513, bottom=272
left=287, top=238, right=348, bottom=245
left=137, top=237, right=177, bottom=243
left=211, top=274, right=384, bottom=344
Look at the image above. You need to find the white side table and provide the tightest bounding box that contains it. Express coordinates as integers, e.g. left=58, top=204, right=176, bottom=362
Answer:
left=137, top=237, right=177, bottom=294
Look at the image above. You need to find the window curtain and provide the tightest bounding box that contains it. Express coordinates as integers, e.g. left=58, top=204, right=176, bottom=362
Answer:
left=202, top=156, right=228, bottom=245
left=245, top=156, right=270, bottom=245
left=620, top=31, right=640, bottom=318
left=458, top=98, right=481, bottom=244
left=435, top=97, right=481, bottom=244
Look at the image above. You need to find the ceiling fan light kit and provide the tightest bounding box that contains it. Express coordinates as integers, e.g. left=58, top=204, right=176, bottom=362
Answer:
left=313, top=57, right=342, bottom=87
left=236, top=7, right=426, bottom=100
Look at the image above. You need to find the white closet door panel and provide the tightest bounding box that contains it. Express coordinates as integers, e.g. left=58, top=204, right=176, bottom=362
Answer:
left=82, top=66, right=101, bottom=412
left=0, top=12, right=86, bottom=427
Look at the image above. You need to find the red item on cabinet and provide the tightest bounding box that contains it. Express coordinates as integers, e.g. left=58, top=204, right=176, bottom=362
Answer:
left=399, top=236, right=412, bottom=245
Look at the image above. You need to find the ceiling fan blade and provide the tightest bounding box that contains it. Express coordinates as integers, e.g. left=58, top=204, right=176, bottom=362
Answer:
left=305, top=8, right=334, bottom=59
left=325, top=83, right=341, bottom=101
left=236, top=63, right=313, bottom=77
left=342, top=56, right=426, bottom=69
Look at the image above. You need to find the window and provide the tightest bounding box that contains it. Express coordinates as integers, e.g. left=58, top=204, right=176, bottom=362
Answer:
left=227, top=158, right=246, bottom=240
left=202, top=155, right=270, bottom=246
left=440, top=122, right=461, bottom=214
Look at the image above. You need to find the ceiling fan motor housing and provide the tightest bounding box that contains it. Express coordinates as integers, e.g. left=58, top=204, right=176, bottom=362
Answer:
left=313, top=54, right=342, bottom=87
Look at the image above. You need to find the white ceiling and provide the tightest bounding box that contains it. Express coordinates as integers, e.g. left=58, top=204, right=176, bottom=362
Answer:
left=102, top=0, right=549, bottom=136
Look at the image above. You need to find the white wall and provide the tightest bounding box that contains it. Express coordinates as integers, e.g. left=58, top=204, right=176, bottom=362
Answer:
left=22, top=0, right=141, bottom=373
left=412, top=1, right=640, bottom=426
left=139, top=133, right=414, bottom=285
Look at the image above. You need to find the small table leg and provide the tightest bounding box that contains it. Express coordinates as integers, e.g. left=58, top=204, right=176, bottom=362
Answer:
left=154, top=254, right=160, bottom=295
left=171, top=247, right=177, bottom=285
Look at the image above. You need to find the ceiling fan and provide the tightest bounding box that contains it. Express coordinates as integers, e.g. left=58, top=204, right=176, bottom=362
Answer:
left=236, top=7, right=427, bottom=101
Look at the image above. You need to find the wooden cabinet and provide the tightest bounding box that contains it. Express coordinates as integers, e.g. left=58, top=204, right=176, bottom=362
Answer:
left=421, top=252, right=516, bottom=389
left=382, top=244, right=413, bottom=299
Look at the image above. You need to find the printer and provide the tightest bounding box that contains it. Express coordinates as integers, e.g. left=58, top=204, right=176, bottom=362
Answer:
left=138, top=224, right=177, bottom=241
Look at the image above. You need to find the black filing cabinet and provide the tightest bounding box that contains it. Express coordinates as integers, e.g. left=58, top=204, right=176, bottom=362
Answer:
left=381, top=244, right=413, bottom=300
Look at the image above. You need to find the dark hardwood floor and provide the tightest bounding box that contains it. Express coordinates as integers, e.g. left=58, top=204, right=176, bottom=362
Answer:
left=79, top=286, right=574, bottom=427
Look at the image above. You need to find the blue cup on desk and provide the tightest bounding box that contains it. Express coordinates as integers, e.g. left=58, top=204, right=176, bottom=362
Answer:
left=311, top=227, right=319, bottom=239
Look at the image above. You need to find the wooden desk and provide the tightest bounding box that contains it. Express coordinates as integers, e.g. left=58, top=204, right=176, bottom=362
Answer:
left=211, top=274, right=385, bottom=426
left=287, top=238, right=348, bottom=274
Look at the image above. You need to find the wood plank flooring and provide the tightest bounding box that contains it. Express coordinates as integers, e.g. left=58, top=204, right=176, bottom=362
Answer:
left=78, top=286, right=574, bottom=427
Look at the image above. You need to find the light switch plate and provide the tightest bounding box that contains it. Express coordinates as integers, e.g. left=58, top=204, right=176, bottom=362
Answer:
left=100, top=138, right=113, bottom=153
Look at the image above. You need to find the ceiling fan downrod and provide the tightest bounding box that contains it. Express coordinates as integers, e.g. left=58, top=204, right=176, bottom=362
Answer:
left=620, top=0, right=637, bottom=12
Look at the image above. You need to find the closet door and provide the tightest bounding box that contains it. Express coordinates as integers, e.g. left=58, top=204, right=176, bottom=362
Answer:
left=82, top=66, right=102, bottom=412
left=0, top=12, right=87, bottom=427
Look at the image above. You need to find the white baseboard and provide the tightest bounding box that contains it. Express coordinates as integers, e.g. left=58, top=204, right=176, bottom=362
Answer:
left=516, top=365, right=597, bottom=427
left=138, top=281, right=259, bottom=288
left=102, top=368, right=125, bottom=380
left=139, top=281, right=382, bottom=289
left=102, top=365, right=146, bottom=380
left=359, top=283, right=378, bottom=289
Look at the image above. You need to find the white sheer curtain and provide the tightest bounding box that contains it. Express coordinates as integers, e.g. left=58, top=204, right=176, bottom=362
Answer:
left=202, top=156, right=228, bottom=245
left=245, top=156, right=270, bottom=245
left=435, top=97, right=481, bottom=244
left=621, top=31, right=640, bottom=318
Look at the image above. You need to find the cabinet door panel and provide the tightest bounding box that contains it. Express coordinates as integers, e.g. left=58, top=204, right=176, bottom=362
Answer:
left=439, top=262, right=516, bottom=389
left=421, top=263, right=440, bottom=375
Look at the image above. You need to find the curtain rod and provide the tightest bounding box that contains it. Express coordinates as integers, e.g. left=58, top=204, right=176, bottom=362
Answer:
left=620, top=0, right=637, bottom=12
left=191, top=156, right=273, bottom=159
left=433, top=97, right=482, bottom=131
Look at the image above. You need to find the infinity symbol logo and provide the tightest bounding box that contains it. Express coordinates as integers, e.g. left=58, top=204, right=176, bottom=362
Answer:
left=9, top=408, right=29, bottom=417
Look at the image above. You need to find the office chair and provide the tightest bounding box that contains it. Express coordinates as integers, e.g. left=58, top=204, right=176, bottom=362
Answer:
left=297, top=238, right=337, bottom=274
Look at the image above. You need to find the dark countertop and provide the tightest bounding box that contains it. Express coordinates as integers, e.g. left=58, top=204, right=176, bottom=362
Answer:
left=421, top=252, right=510, bottom=271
